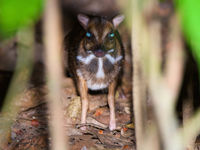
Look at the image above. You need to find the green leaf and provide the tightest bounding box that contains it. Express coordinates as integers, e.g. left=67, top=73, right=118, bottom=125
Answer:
left=176, top=0, right=200, bottom=70
left=0, top=0, right=43, bottom=37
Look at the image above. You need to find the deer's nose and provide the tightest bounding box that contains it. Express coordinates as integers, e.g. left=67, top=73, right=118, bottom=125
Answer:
left=94, top=49, right=105, bottom=57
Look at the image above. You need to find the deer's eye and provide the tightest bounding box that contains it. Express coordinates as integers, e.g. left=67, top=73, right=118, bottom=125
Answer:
left=108, top=32, right=115, bottom=38
left=86, top=32, right=92, bottom=38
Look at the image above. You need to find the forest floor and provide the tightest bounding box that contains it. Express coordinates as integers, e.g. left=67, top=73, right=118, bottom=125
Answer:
left=2, top=77, right=135, bottom=150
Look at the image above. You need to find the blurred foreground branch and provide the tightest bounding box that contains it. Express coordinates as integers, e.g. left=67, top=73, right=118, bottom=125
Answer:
left=148, top=14, right=184, bottom=150
left=131, top=1, right=148, bottom=150
left=0, top=27, right=34, bottom=149
left=43, top=0, right=68, bottom=149
left=130, top=0, right=186, bottom=150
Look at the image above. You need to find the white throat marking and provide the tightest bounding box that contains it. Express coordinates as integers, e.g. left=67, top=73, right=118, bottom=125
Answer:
left=96, top=58, right=105, bottom=78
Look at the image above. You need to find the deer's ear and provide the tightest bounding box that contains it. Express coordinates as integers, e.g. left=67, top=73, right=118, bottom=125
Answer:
left=77, top=14, right=90, bottom=29
left=112, top=15, right=125, bottom=28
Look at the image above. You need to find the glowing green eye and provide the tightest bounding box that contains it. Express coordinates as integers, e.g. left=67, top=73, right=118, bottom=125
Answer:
left=109, top=33, right=115, bottom=38
left=86, top=32, right=92, bottom=38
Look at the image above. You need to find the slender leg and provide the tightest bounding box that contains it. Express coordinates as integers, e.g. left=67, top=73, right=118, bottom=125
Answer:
left=78, top=76, right=89, bottom=129
left=108, top=81, right=117, bottom=131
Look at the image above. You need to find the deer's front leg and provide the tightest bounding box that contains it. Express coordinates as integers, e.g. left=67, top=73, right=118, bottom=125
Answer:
left=108, top=81, right=117, bottom=131
left=78, top=76, right=89, bottom=129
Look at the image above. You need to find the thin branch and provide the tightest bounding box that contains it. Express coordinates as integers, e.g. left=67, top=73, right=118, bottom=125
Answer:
left=182, top=109, right=200, bottom=149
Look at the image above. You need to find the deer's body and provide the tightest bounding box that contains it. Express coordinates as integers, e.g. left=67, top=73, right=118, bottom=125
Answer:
left=65, top=14, right=124, bottom=130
